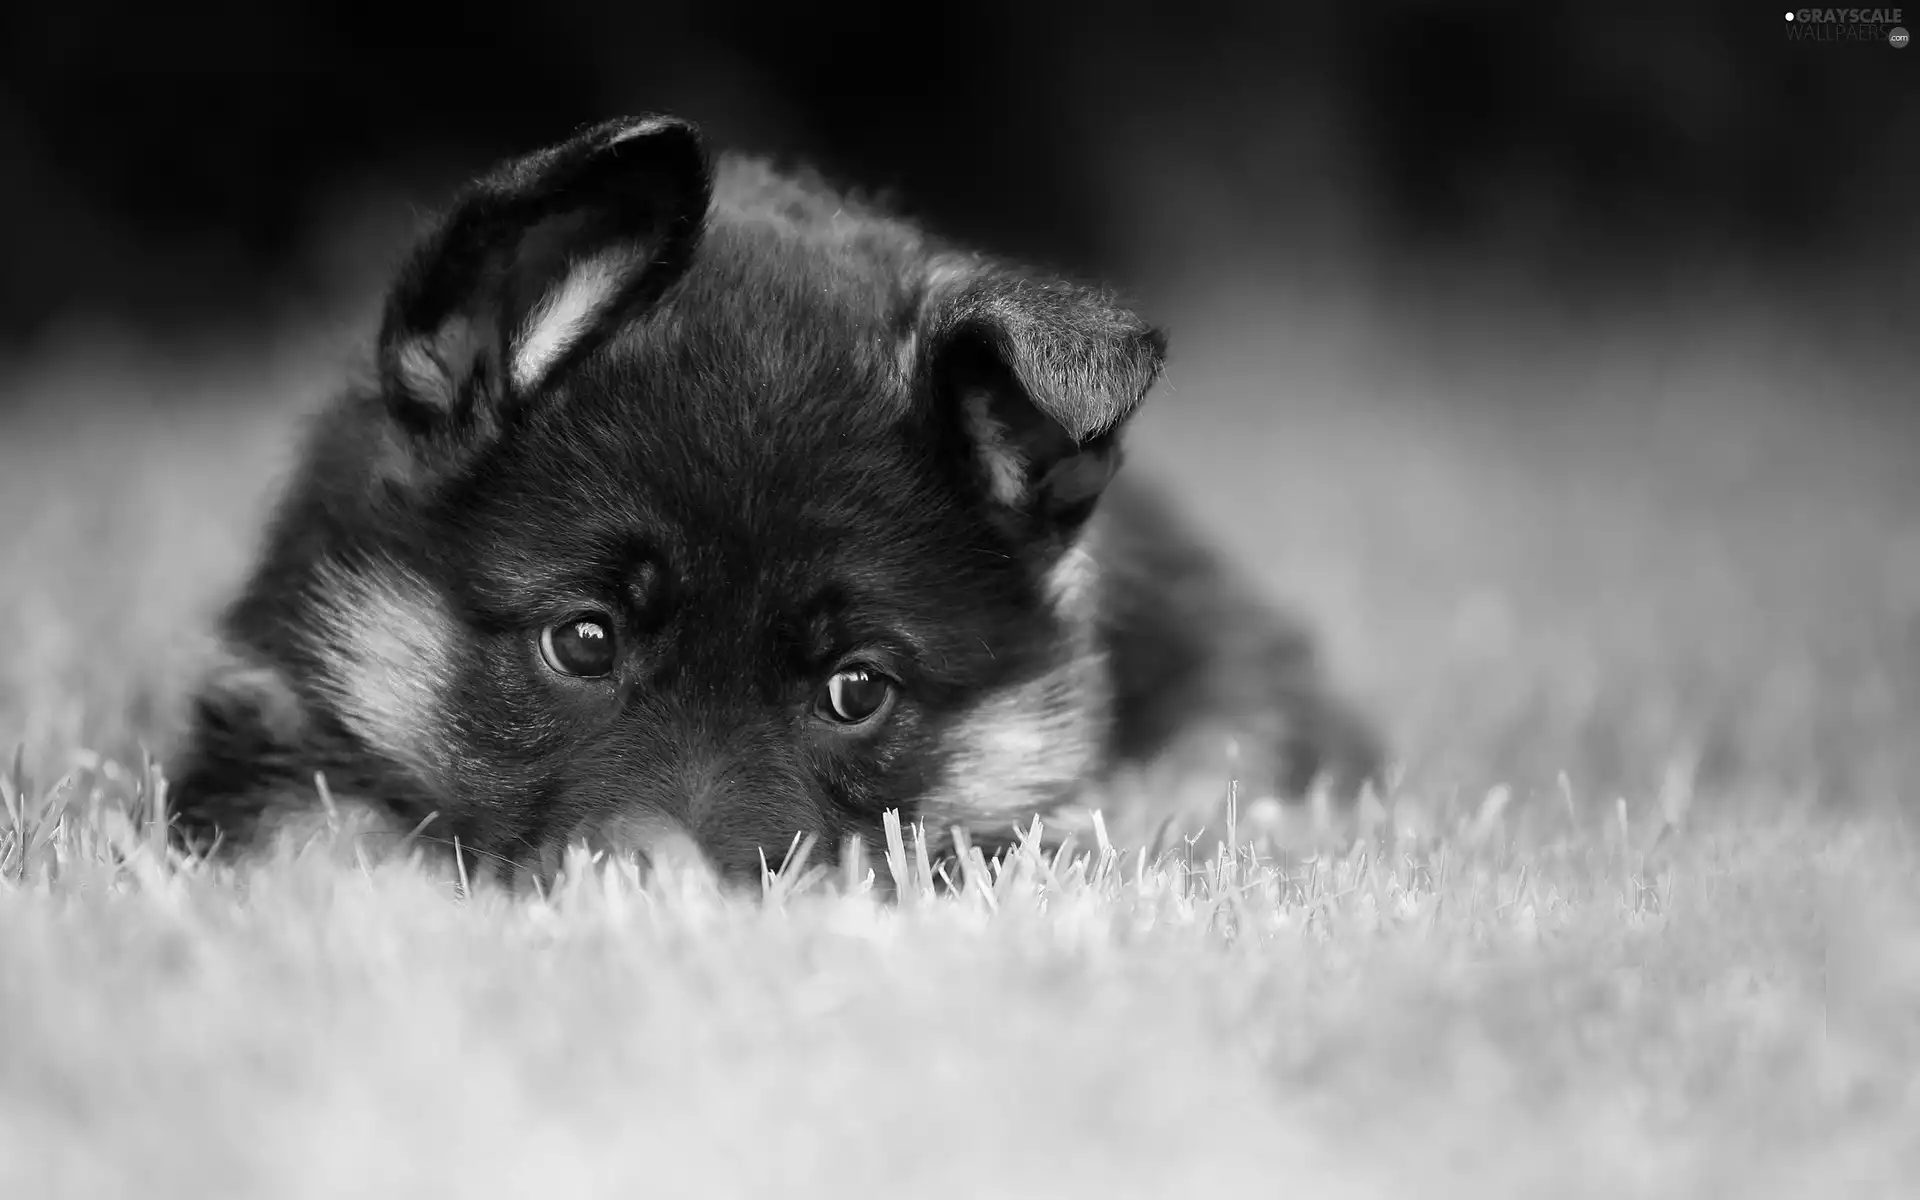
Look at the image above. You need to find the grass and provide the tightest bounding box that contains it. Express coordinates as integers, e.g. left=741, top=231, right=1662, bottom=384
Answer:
left=0, top=264, right=1914, bottom=1197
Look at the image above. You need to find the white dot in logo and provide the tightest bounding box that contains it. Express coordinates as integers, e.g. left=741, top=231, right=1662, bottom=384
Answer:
left=1892, top=26, right=1910, bottom=47
left=1784, top=10, right=1794, bottom=18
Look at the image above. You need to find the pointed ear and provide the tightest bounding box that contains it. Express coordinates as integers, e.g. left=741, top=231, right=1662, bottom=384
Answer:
left=917, top=259, right=1167, bottom=534
left=375, top=115, right=711, bottom=462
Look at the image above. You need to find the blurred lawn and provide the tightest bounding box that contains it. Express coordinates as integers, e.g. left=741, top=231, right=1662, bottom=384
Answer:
left=0, top=255, right=1913, bottom=1196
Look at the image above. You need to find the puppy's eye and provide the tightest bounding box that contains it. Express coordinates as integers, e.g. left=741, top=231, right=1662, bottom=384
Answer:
left=539, top=613, right=617, bottom=678
left=818, top=666, right=896, bottom=726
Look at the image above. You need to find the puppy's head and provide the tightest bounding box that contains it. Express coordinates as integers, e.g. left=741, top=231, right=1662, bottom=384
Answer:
left=215, top=116, right=1165, bottom=879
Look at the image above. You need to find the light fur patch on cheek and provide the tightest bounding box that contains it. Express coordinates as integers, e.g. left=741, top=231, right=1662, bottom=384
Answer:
left=305, top=558, right=458, bottom=795
left=918, top=643, right=1111, bottom=834
left=963, top=390, right=1029, bottom=507
left=510, top=248, right=636, bottom=392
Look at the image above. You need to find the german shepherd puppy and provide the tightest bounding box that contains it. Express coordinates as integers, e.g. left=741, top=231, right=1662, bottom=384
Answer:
left=168, top=115, right=1382, bottom=880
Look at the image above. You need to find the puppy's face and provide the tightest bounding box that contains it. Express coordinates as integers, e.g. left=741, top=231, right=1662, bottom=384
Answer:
left=399, top=325, right=1071, bottom=873
left=215, top=118, right=1165, bottom=879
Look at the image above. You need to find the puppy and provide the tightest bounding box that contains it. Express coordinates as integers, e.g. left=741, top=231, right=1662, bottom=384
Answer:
left=167, top=115, right=1382, bottom=880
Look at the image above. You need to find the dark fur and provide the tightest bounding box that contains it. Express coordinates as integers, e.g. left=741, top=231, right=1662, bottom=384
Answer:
left=168, top=116, right=1383, bottom=880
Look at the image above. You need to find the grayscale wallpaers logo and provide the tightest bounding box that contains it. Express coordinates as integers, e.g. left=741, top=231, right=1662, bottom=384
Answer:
left=1784, top=8, right=1909, bottom=43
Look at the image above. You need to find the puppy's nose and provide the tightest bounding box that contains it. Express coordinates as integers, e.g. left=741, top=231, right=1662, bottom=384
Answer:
left=582, top=811, right=713, bottom=874
left=636, top=826, right=710, bottom=874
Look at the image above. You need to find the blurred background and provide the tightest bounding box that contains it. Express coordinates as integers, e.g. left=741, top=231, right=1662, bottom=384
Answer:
left=0, top=1, right=1914, bottom=812
left=2, top=0, right=1915, bottom=338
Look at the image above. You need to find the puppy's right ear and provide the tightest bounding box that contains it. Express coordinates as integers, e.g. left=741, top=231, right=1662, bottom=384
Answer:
left=916, top=260, right=1166, bottom=540
left=374, top=115, right=710, bottom=474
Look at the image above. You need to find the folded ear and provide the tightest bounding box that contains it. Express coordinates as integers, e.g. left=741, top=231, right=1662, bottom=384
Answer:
left=375, top=115, right=711, bottom=464
left=917, top=260, right=1167, bottom=536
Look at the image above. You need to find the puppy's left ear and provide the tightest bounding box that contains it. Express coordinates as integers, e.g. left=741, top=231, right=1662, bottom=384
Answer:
left=917, top=261, right=1167, bottom=535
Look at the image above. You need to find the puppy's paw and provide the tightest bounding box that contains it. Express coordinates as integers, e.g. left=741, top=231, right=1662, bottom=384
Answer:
left=1272, top=688, right=1389, bottom=804
left=1093, top=686, right=1388, bottom=856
